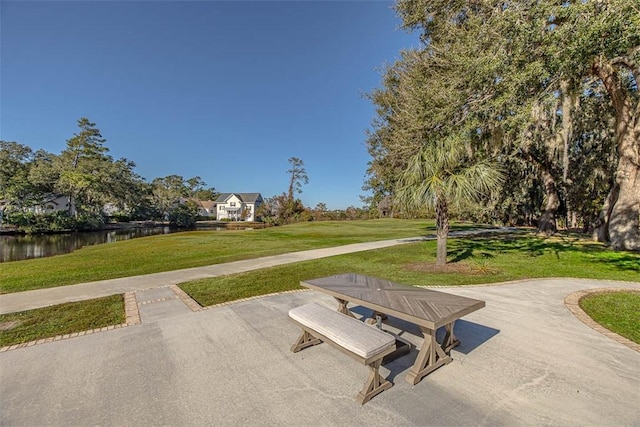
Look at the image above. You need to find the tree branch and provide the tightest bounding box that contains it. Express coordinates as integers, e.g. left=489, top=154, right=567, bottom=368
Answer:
left=610, top=54, right=640, bottom=84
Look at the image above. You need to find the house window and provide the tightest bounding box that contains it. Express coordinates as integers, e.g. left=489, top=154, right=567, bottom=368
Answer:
left=230, top=202, right=236, bottom=207
left=219, top=206, right=224, bottom=211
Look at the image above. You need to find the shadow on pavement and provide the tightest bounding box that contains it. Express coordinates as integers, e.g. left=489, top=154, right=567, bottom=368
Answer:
left=349, top=305, right=500, bottom=355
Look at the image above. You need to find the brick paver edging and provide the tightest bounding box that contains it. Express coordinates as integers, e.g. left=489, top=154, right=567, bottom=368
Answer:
left=564, top=288, right=640, bottom=353
left=0, top=291, right=141, bottom=353
left=170, top=284, right=204, bottom=311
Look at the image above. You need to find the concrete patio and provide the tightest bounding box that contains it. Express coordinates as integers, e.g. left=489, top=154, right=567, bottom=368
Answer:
left=1, top=277, right=639, bottom=426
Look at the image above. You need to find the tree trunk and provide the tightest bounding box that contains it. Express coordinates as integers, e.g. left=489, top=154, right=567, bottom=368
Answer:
left=538, top=168, right=560, bottom=234
left=593, top=183, right=618, bottom=243
left=436, top=234, right=447, bottom=265
left=608, top=131, right=640, bottom=250
left=435, top=194, right=449, bottom=265
left=559, top=81, right=574, bottom=184
left=593, top=60, right=640, bottom=251
left=523, top=97, right=566, bottom=235
left=568, top=211, right=578, bottom=229
left=559, top=81, right=578, bottom=230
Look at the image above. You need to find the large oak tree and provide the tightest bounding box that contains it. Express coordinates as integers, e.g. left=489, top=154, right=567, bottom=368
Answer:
left=367, top=0, right=638, bottom=250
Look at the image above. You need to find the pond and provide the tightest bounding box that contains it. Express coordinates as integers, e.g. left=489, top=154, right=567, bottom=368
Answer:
left=0, top=227, right=193, bottom=262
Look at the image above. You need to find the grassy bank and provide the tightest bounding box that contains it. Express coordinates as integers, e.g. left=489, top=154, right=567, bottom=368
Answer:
left=1, top=219, right=437, bottom=293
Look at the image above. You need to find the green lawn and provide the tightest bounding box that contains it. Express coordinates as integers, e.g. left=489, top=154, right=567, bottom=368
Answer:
left=2, top=221, right=638, bottom=348
left=180, top=234, right=640, bottom=306
left=579, top=291, right=640, bottom=344
left=1, top=219, right=437, bottom=293
left=0, top=295, right=125, bottom=347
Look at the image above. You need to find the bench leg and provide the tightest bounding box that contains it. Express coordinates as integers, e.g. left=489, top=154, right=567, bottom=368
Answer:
left=290, top=330, right=322, bottom=353
left=356, top=359, right=393, bottom=405
left=406, top=326, right=452, bottom=385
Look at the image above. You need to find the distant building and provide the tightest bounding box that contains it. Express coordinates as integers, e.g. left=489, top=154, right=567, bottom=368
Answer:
left=215, top=193, right=263, bottom=222
left=27, top=194, right=76, bottom=216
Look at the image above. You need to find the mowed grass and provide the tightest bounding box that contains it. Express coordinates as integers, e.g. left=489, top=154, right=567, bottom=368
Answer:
left=0, top=295, right=125, bottom=347
left=180, top=233, right=640, bottom=306
left=579, top=291, right=640, bottom=344
left=0, top=219, right=435, bottom=293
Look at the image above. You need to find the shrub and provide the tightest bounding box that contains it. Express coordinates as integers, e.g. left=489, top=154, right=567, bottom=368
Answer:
left=6, top=210, right=75, bottom=233
left=110, top=214, right=131, bottom=223
left=168, top=202, right=198, bottom=228
left=75, top=213, right=105, bottom=231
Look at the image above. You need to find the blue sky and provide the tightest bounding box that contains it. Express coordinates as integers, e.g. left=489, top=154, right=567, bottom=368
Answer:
left=1, top=1, right=417, bottom=209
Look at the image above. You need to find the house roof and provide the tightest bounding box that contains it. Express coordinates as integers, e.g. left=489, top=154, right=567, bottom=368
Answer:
left=184, top=199, right=217, bottom=209
left=215, top=193, right=263, bottom=203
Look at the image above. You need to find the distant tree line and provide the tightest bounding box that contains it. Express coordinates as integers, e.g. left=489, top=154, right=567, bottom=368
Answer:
left=364, top=0, right=639, bottom=251
left=1, top=122, right=372, bottom=233
left=0, top=118, right=218, bottom=232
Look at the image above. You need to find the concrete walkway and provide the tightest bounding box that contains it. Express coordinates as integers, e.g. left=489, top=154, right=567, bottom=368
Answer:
left=1, top=277, right=638, bottom=426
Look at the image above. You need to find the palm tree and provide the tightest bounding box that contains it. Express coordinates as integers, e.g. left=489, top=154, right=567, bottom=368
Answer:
left=396, top=140, right=504, bottom=265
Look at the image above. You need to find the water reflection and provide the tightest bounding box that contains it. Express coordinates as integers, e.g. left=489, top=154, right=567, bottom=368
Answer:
left=0, top=227, right=178, bottom=262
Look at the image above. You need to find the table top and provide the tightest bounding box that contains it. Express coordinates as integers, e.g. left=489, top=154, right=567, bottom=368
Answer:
left=301, top=273, right=485, bottom=330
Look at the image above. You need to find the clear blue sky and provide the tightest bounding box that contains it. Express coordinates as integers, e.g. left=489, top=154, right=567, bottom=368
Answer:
left=1, top=1, right=417, bottom=210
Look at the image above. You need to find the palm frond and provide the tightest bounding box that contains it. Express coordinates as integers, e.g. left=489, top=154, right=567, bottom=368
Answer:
left=395, top=142, right=505, bottom=213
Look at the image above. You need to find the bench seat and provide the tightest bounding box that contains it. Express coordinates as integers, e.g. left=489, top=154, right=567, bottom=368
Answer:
left=288, top=303, right=396, bottom=404
left=289, top=303, right=395, bottom=359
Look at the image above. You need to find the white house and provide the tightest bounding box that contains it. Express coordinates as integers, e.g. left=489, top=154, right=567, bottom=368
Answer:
left=29, top=194, right=75, bottom=215
left=215, top=193, right=263, bottom=222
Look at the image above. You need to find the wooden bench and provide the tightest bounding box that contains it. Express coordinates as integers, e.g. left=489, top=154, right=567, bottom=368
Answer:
left=288, top=303, right=396, bottom=404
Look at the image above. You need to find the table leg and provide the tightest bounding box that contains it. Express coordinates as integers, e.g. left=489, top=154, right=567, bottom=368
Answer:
left=334, top=298, right=356, bottom=318
left=442, top=321, right=460, bottom=353
left=406, top=326, right=452, bottom=385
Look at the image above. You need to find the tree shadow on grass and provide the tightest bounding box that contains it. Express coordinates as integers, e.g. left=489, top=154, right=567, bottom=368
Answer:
left=587, top=253, right=640, bottom=274
left=446, top=234, right=640, bottom=274
left=450, top=236, right=560, bottom=260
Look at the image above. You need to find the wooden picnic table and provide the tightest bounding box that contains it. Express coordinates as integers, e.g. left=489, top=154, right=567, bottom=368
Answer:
left=300, top=273, right=485, bottom=385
